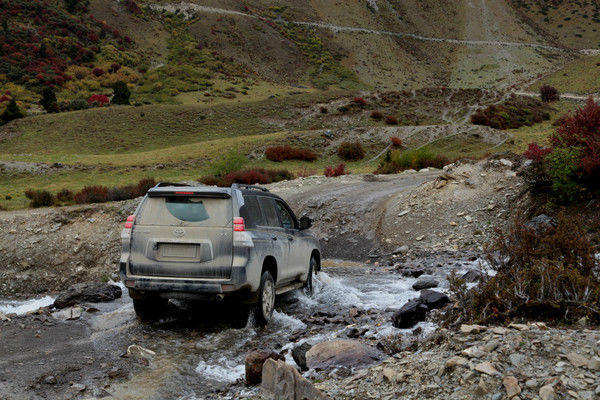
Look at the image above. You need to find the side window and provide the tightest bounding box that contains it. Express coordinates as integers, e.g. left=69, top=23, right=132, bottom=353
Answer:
left=274, top=201, right=296, bottom=230
left=241, top=195, right=265, bottom=228
left=258, top=197, right=280, bottom=227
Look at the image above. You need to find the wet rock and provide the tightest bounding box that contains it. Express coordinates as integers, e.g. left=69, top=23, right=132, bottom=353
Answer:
left=305, top=339, right=384, bottom=370
left=245, top=349, right=285, bottom=385
left=392, top=300, right=428, bottom=329
left=291, top=343, right=312, bottom=372
left=123, top=345, right=155, bottom=366
left=399, top=268, right=425, bottom=278
left=344, top=327, right=361, bottom=339
left=53, top=282, right=122, bottom=309
left=419, top=289, right=450, bottom=310
left=52, top=306, right=82, bottom=321
left=461, top=270, right=482, bottom=283
left=262, top=358, right=327, bottom=400
left=412, top=278, right=438, bottom=290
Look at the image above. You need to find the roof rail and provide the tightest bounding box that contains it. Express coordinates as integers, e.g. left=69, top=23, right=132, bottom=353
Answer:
left=231, top=183, right=269, bottom=192
left=154, top=182, right=190, bottom=188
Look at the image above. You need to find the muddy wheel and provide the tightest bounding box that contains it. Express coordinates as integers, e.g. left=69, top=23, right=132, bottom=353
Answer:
left=303, top=256, right=317, bottom=297
left=133, top=297, right=167, bottom=323
left=255, top=271, right=275, bottom=326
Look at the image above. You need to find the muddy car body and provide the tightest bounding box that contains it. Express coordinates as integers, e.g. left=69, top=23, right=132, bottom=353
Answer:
left=119, top=183, right=320, bottom=324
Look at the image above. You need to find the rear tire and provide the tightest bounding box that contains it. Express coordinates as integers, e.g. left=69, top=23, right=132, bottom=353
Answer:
left=133, top=297, right=167, bottom=323
left=303, top=256, right=317, bottom=297
left=255, top=271, right=275, bottom=326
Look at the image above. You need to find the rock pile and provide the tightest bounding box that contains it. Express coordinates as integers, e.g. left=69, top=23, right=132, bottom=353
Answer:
left=313, top=323, right=600, bottom=399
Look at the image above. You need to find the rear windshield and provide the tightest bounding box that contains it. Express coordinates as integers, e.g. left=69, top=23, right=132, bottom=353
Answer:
left=137, top=197, right=232, bottom=226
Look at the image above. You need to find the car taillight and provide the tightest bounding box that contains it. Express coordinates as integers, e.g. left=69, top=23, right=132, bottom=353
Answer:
left=124, top=215, right=135, bottom=229
left=233, top=217, right=245, bottom=232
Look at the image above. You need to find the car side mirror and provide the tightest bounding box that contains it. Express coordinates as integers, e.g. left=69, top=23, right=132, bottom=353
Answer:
left=299, top=216, right=312, bottom=230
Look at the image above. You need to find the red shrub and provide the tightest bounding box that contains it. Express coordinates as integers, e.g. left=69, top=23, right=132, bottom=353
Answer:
left=74, top=186, right=109, bottom=204
left=353, top=97, right=367, bottom=106
left=337, top=141, right=365, bottom=161
left=124, top=0, right=143, bottom=15
left=88, top=94, right=110, bottom=106
left=551, top=96, right=600, bottom=174
left=0, top=95, right=11, bottom=103
left=135, top=177, right=157, bottom=196
left=385, top=115, right=399, bottom=125
left=217, top=168, right=295, bottom=186
left=109, top=63, right=121, bottom=73
left=92, top=67, right=105, bottom=77
left=324, top=163, right=347, bottom=177
left=391, top=136, right=403, bottom=147
left=265, top=146, right=318, bottom=162
left=470, top=111, right=490, bottom=126
left=540, top=85, right=560, bottom=102
left=370, top=111, right=384, bottom=120
left=524, top=143, right=553, bottom=162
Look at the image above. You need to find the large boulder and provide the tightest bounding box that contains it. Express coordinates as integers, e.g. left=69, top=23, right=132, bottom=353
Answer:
left=53, top=282, right=122, bottom=309
left=412, top=277, right=439, bottom=291
left=419, top=289, right=450, bottom=310
left=526, top=214, right=557, bottom=234
left=291, top=342, right=312, bottom=372
left=262, top=359, right=327, bottom=400
left=461, top=270, right=482, bottom=283
left=305, top=339, right=384, bottom=370
left=392, top=299, right=428, bottom=329
left=245, top=349, right=285, bottom=385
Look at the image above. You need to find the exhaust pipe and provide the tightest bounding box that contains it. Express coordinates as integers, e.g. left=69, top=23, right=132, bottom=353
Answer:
left=216, top=294, right=224, bottom=301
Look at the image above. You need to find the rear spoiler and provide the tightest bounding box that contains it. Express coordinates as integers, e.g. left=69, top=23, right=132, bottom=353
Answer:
left=147, top=189, right=231, bottom=199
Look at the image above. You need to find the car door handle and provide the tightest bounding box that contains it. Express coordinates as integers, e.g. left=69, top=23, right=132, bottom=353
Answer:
left=272, top=237, right=278, bottom=241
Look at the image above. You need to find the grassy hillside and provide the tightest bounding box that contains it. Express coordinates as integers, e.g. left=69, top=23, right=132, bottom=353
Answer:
left=510, top=0, right=600, bottom=50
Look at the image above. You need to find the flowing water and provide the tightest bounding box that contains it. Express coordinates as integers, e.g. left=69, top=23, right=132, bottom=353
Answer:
left=0, top=259, right=486, bottom=399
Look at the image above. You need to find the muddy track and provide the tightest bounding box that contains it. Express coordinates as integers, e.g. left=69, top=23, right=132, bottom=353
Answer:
left=269, top=171, right=441, bottom=259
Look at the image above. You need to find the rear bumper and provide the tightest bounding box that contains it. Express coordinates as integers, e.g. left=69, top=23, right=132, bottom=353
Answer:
left=120, top=262, right=255, bottom=301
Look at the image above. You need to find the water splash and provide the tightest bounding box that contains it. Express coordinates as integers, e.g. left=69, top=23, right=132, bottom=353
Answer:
left=0, top=296, right=54, bottom=315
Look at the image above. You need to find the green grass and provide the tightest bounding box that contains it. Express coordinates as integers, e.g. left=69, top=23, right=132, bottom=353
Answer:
left=529, top=55, right=600, bottom=95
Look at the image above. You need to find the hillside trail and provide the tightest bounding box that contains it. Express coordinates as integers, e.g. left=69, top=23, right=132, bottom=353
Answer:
left=148, top=2, right=570, bottom=52
left=515, top=91, right=599, bottom=102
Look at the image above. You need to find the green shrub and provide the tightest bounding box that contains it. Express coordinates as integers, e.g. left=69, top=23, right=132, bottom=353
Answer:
left=547, top=147, right=582, bottom=203
left=111, top=80, right=131, bottom=105
left=1, top=99, right=24, bottom=124
left=70, top=99, right=89, bottom=110
left=40, top=88, right=58, bottom=113
left=376, top=148, right=450, bottom=173
left=207, top=153, right=247, bottom=177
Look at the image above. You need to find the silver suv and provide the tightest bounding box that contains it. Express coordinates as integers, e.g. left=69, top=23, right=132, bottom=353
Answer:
left=119, top=183, right=321, bottom=325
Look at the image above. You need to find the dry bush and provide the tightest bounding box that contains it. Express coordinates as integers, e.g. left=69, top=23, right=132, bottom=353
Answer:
left=24, top=189, right=55, bottom=208
left=449, top=213, right=600, bottom=325
left=324, top=163, right=347, bottom=177
left=264, top=146, right=317, bottom=162
left=337, top=141, right=365, bottom=161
